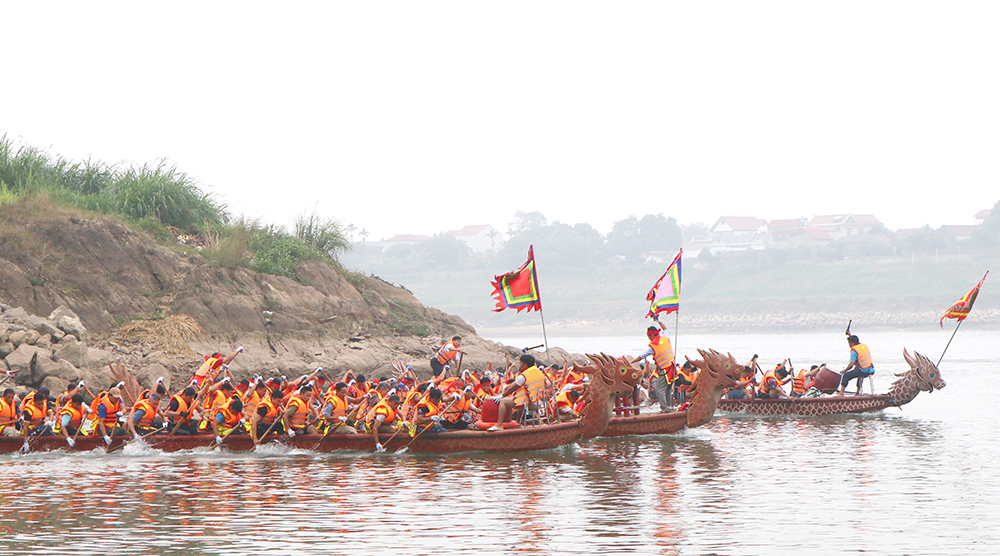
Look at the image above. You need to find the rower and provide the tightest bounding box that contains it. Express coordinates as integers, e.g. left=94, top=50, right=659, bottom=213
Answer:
left=211, top=396, right=246, bottom=442
left=242, top=380, right=268, bottom=422
left=0, top=388, right=20, bottom=437
left=792, top=366, right=821, bottom=398
left=399, top=382, right=429, bottom=425
left=127, top=392, right=164, bottom=437
left=199, top=379, right=237, bottom=432
left=21, top=388, right=54, bottom=436
left=321, top=382, right=359, bottom=434
left=164, top=387, right=200, bottom=435
left=86, top=386, right=128, bottom=445
left=440, top=387, right=480, bottom=430
left=57, top=394, right=91, bottom=447
left=412, top=387, right=447, bottom=435
left=555, top=383, right=586, bottom=419
left=367, top=394, right=402, bottom=451
left=191, top=346, right=242, bottom=387
left=251, top=389, right=284, bottom=441
left=282, top=384, right=317, bottom=438
left=757, top=365, right=792, bottom=399
left=57, top=380, right=84, bottom=408
left=836, top=335, right=875, bottom=396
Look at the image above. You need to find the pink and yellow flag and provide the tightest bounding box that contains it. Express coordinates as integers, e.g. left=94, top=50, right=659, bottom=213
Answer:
left=646, top=249, right=682, bottom=318
left=940, top=271, right=988, bottom=327
left=492, top=246, right=542, bottom=313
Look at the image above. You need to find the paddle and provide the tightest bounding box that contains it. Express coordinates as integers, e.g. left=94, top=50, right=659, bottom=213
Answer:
left=396, top=398, right=460, bottom=454
left=207, top=420, right=245, bottom=450
left=255, top=417, right=283, bottom=447
left=312, top=405, right=362, bottom=449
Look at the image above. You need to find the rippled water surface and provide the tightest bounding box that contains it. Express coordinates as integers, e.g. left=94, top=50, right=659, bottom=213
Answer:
left=1, top=330, right=997, bottom=555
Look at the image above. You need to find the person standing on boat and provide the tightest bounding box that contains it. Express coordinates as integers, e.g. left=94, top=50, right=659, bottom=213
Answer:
left=431, top=336, right=465, bottom=377
left=635, top=317, right=675, bottom=412
left=836, top=335, right=875, bottom=396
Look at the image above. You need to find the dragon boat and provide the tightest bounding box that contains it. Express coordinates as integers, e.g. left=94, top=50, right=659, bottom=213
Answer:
left=717, top=349, right=946, bottom=416
left=1, top=349, right=740, bottom=455
left=601, top=348, right=740, bottom=437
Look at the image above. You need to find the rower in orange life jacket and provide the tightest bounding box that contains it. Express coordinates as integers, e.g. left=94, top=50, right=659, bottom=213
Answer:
left=757, top=364, right=792, bottom=399
left=399, top=383, right=430, bottom=425
left=792, top=365, right=822, bottom=397
left=191, top=346, right=243, bottom=387
left=127, top=392, right=163, bottom=437
left=85, top=386, right=126, bottom=445
left=199, top=380, right=237, bottom=431
left=211, top=396, right=246, bottom=443
left=430, top=336, right=464, bottom=377
left=282, top=385, right=317, bottom=438
left=164, top=387, right=200, bottom=436
left=367, top=394, right=402, bottom=452
left=57, top=394, right=91, bottom=447
left=0, top=388, right=21, bottom=437
left=837, top=335, right=875, bottom=396
left=321, top=382, right=360, bottom=434
left=440, top=387, right=481, bottom=430
left=555, top=383, right=586, bottom=419
left=412, top=387, right=447, bottom=436
left=251, top=389, right=285, bottom=442
left=20, top=388, right=54, bottom=437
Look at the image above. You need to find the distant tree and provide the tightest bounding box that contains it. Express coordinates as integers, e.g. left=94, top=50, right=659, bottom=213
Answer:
left=501, top=217, right=604, bottom=269
left=681, top=222, right=710, bottom=243
left=508, top=211, right=548, bottom=234
left=604, top=214, right=682, bottom=262
left=971, top=199, right=1000, bottom=256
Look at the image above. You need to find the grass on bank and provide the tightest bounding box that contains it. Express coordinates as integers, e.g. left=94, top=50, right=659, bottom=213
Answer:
left=0, top=135, right=352, bottom=284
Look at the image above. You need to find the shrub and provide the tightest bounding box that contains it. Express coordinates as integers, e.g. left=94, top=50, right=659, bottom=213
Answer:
left=108, top=162, right=227, bottom=229
left=294, top=210, right=352, bottom=261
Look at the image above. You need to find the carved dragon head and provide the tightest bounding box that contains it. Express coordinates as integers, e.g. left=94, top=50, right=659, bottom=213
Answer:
left=889, top=349, right=946, bottom=405
left=685, top=349, right=741, bottom=428
left=576, top=353, right=644, bottom=439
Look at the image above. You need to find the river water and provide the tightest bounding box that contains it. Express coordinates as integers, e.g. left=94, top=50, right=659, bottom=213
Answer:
left=1, top=329, right=996, bottom=555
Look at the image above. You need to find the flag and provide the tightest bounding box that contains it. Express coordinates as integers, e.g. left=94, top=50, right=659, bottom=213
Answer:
left=940, top=271, right=988, bottom=327
left=647, top=249, right=682, bottom=318
left=491, top=246, right=542, bottom=313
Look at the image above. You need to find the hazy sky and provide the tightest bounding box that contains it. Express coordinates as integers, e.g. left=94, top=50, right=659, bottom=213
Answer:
left=4, top=2, right=998, bottom=241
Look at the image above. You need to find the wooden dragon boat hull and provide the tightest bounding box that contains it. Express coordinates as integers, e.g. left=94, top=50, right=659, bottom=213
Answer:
left=1, top=421, right=583, bottom=455
left=601, top=411, right=688, bottom=437
left=717, top=394, right=896, bottom=416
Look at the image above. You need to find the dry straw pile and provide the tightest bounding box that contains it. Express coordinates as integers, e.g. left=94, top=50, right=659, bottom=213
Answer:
left=116, top=314, right=202, bottom=353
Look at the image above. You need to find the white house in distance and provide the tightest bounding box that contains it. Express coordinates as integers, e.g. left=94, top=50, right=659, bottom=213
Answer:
left=702, top=216, right=768, bottom=253
left=446, top=224, right=505, bottom=254
left=808, top=214, right=883, bottom=240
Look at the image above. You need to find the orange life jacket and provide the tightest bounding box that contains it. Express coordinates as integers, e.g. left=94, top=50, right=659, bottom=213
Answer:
left=792, top=369, right=812, bottom=394
left=242, top=391, right=262, bottom=420
left=285, top=395, right=310, bottom=430
left=0, top=398, right=18, bottom=428
left=648, top=335, right=676, bottom=379
left=414, top=398, right=442, bottom=431
left=86, top=392, right=122, bottom=430
left=257, top=397, right=279, bottom=426
left=556, top=389, right=579, bottom=409
left=132, top=399, right=158, bottom=428
left=400, top=390, right=423, bottom=423
left=513, top=366, right=547, bottom=407
left=852, top=343, right=874, bottom=370
left=169, top=394, right=193, bottom=425
left=59, top=402, right=85, bottom=429
left=757, top=369, right=785, bottom=396
left=365, top=399, right=398, bottom=428
left=192, top=356, right=224, bottom=386
left=21, top=397, right=49, bottom=426
left=435, top=342, right=459, bottom=365
left=441, top=396, right=473, bottom=423
left=218, top=400, right=243, bottom=427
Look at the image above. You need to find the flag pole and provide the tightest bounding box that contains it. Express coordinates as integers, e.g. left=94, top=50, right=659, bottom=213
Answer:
left=539, top=308, right=551, bottom=366
left=937, top=320, right=962, bottom=367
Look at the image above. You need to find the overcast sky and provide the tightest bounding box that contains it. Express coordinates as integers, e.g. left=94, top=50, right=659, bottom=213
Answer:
left=4, top=2, right=998, bottom=241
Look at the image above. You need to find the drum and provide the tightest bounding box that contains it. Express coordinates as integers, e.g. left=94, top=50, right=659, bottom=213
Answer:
left=813, top=367, right=842, bottom=394
left=479, top=397, right=513, bottom=423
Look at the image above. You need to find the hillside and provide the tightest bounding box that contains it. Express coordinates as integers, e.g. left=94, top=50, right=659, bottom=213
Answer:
left=0, top=198, right=563, bottom=392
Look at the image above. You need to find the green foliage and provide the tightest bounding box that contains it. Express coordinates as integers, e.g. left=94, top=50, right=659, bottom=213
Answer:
left=294, top=210, right=352, bottom=261
left=108, top=162, right=226, bottom=229
left=0, top=184, right=18, bottom=206
left=249, top=224, right=323, bottom=282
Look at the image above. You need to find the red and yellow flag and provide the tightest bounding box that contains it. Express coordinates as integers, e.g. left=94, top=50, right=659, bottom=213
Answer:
left=647, top=249, right=682, bottom=318
left=940, top=271, right=988, bottom=327
left=491, top=246, right=542, bottom=313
